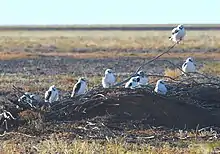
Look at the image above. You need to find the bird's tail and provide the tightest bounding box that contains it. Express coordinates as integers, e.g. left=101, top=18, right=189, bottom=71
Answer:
left=71, top=93, right=75, bottom=98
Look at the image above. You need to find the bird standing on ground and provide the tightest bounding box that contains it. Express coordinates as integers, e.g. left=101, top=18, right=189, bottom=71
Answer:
left=169, top=24, right=186, bottom=44
left=102, top=69, right=116, bottom=88
left=0, top=107, right=16, bottom=131
left=136, top=70, right=148, bottom=86
left=45, top=85, right=59, bottom=103
left=154, top=79, right=167, bottom=95
left=125, top=76, right=140, bottom=89
left=182, top=57, right=196, bottom=74
left=71, top=77, right=87, bottom=97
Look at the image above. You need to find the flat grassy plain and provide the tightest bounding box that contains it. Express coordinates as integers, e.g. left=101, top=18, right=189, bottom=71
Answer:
left=0, top=30, right=220, bottom=49
left=1, top=30, right=220, bottom=90
left=1, top=26, right=220, bottom=153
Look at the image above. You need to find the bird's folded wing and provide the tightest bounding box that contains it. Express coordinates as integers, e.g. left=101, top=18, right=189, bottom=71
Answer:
left=171, top=27, right=179, bottom=34
left=45, top=91, right=52, bottom=100
left=73, top=82, right=81, bottom=94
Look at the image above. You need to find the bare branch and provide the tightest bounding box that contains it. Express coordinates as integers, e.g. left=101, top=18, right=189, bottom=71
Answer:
left=112, top=42, right=177, bottom=87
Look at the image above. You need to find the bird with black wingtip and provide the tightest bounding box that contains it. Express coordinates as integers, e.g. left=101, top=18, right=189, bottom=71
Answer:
left=45, top=85, right=59, bottom=103
left=71, top=77, right=87, bottom=97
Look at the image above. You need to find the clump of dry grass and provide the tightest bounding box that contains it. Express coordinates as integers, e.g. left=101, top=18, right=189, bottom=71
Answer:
left=148, top=76, right=162, bottom=85
left=200, top=62, right=220, bottom=76
left=18, top=110, right=40, bottom=122
left=164, top=68, right=182, bottom=79
left=1, top=135, right=220, bottom=154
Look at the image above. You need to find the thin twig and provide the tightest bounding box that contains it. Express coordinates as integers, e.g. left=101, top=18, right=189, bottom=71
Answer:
left=112, top=42, right=177, bottom=87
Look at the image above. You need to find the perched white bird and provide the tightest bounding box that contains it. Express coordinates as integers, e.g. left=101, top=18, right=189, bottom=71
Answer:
left=102, top=69, right=116, bottom=88
left=71, top=77, right=87, bottom=97
left=18, top=92, right=32, bottom=103
left=125, top=76, right=140, bottom=89
left=136, top=70, right=148, bottom=86
left=154, top=79, right=167, bottom=95
left=182, top=57, right=196, bottom=74
left=169, top=24, right=186, bottom=43
left=18, top=92, right=41, bottom=107
left=45, top=85, right=59, bottom=103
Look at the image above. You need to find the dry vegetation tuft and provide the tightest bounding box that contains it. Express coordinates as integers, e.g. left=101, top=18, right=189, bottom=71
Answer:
left=1, top=136, right=220, bottom=154
left=200, top=62, right=220, bottom=76
left=164, top=68, right=182, bottom=79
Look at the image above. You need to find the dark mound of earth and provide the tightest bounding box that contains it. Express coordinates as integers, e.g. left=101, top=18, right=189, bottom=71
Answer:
left=1, top=87, right=220, bottom=136
left=44, top=88, right=220, bottom=129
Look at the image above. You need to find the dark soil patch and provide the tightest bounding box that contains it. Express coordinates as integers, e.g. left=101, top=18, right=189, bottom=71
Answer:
left=44, top=88, right=220, bottom=129
left=2, top=88, right=220, bottom=134
left=1, top=82, right=220, bottom=145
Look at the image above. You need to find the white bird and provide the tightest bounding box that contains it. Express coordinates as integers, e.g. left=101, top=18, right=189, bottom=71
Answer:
left=102, top=69, right=116, bottom=88
left=154, top=79, right=167, bottom=95
left=125, top=76, right=140, bottom=89
left=18, top=92, right=41, bottom=107
left=71, top=77, right=87, bottom=97
left=182, top=57, right=196, bottom=74
left=169, top=24, right=186, bottom=44
left=0, top=109, right=16, bottom=130
left=136, top=70, right=148, bottom=86
left=45, top=85, right=59, bottom=103
left=18, top=92, right=32, bottom=103
left=0, top=110, right=16, bottom=121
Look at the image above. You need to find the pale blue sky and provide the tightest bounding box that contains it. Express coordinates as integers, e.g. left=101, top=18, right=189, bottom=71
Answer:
left=0, top=0, right=219, bottom=25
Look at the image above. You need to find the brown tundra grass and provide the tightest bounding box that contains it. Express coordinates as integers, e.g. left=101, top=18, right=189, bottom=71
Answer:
left=1, top=135, right=220, bottom=154
left=0, top=30, right=219, bottom=50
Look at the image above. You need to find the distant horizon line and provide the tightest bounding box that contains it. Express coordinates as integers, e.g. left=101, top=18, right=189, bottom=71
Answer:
left=0, top=24, right=219, bottom=31
left=0, top=23, right=219, bottom=27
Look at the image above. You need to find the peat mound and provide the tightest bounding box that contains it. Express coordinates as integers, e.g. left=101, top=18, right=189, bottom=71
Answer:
left=44, top=88, right=220, bottom=129
left=1, top=77, right=220, bottom=134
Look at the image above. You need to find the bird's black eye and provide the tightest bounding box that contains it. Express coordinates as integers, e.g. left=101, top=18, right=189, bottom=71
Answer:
left=189, top=59, right=193, bottom=62
left=137, top=78, right=140, bottom=82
